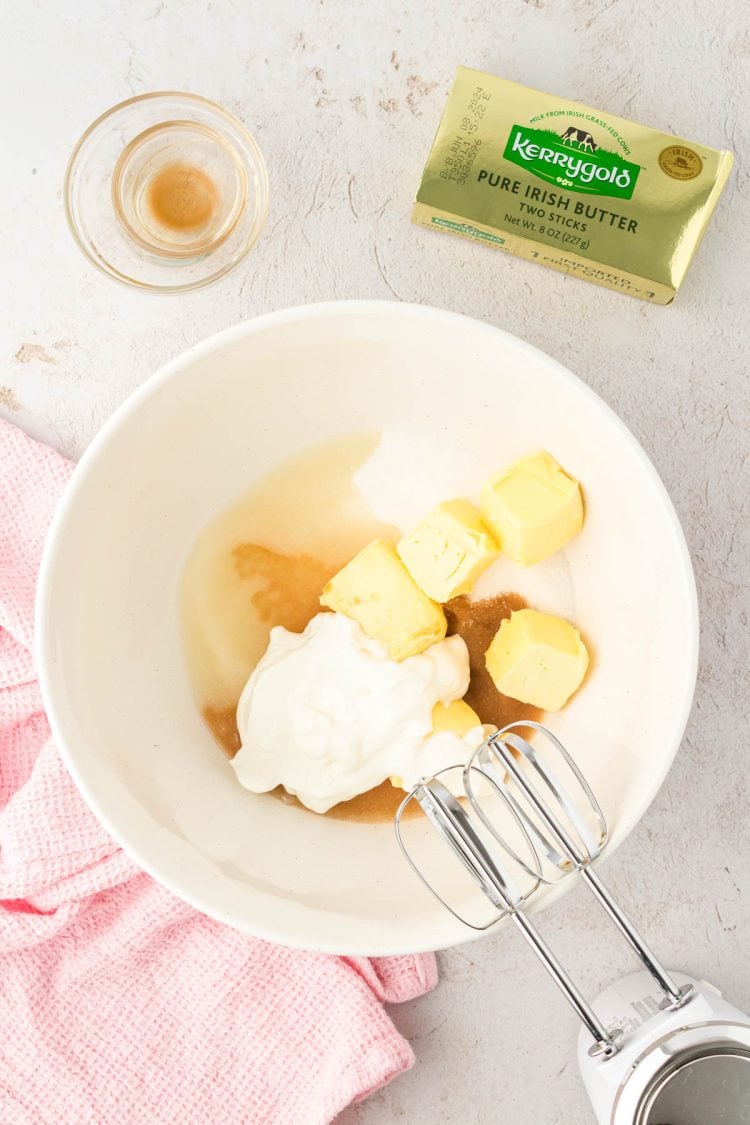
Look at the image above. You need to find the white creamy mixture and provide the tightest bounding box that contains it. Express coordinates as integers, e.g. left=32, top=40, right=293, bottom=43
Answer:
left=232, top=611, right=486, bottom=813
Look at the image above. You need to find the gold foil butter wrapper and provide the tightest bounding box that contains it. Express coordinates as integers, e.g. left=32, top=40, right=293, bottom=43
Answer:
left=413, top=67, right=733, bottom=303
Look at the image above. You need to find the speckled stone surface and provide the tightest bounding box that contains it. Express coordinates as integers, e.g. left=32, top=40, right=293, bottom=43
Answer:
left=2, top=2, right=749, bottom=1121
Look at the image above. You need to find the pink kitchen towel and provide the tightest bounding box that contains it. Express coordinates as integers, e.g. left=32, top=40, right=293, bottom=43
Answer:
left=0, top=417, right=438, bottom=1125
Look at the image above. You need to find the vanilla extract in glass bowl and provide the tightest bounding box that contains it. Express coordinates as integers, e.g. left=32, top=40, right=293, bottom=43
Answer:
left=65, top=92, right=269, bottom=292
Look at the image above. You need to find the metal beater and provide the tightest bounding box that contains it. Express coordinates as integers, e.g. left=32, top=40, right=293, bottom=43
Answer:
left=394, top=721, right=750, bottom=1123
left=395, top=720, right=692, bottom=1058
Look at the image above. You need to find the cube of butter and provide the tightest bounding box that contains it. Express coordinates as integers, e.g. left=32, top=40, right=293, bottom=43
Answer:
left=485, top=608, right=589, bottom=711
left=397, top=499, right=499, bottom=602
left=390, top=699, right=482, bottom=788
left=480, top=451, right=583, bottom=566
left=320, top=539, right=447, bottom=661
left=431, top=698, right=482, bottom=735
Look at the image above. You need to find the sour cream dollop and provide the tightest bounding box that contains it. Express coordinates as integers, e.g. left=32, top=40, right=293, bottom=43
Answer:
left=232, top=611, right=483, bottom=813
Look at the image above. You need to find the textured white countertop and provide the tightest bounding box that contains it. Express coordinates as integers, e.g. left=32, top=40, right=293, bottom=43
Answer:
left=3, top=2, right=749, bottom=1122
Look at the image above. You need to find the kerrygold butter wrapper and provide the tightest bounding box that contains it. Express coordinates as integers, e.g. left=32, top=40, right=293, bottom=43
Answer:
left=413, top=67, right=733, bottom=303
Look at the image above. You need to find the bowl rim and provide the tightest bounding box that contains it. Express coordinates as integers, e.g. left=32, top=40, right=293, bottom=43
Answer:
left=35, top=299, right=700, bottom=954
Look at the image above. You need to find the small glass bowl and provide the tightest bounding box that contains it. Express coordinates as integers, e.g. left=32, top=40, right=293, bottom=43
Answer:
left=64, top=92, right=269, bottom=293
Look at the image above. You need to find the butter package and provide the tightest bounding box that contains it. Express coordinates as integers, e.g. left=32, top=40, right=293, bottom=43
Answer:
left=413, top=67, right=733, bottom=303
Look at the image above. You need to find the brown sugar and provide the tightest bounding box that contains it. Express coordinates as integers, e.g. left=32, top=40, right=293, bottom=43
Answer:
left=232, top=542, right=337, bottom=633
left=203, top=704, right=241, bottom=756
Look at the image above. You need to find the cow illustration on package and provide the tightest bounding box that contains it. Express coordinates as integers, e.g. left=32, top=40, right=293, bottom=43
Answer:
left=561, top=126, right=598, bottom=152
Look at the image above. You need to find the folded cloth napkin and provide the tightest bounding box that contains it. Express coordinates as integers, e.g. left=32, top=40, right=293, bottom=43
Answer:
left=0, top=417, right=437, bottom=1125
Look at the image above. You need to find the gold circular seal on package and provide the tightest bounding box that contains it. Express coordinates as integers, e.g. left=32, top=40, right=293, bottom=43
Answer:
left=659, top=145, right=703, bottom=181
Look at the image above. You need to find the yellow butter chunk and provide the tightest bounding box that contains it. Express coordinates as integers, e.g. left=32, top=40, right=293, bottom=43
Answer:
left=480, top=451, right=583, bottom=567
left=390, top=700, right=482, bottom=788
left=485, top=608, right=589, bottom=711
left=320, top=539, right=447, bottom=661
left=431, top=698, right=481, bottom=735
left=397, top=499, right=499, bottom=602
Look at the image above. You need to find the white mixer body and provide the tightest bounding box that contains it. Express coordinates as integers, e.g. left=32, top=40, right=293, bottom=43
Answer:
left=578, top=970, right=750, bottom=1124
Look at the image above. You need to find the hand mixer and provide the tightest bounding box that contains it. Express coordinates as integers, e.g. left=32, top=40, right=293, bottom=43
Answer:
left=394, top=722, right=750, bottom=1124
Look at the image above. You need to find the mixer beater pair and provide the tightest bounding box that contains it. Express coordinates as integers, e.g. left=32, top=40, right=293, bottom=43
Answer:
left=394, top=721, right=694, bottom=1059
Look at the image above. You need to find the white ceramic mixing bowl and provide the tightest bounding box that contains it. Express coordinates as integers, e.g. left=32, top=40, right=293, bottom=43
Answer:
left=36, top=301, right=698, bottom=954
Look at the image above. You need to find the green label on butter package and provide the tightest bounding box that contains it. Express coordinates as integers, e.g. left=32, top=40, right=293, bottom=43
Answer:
left=413, top=67, right=733, bottom=303
left=503, top=124, right=640, bottom=199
